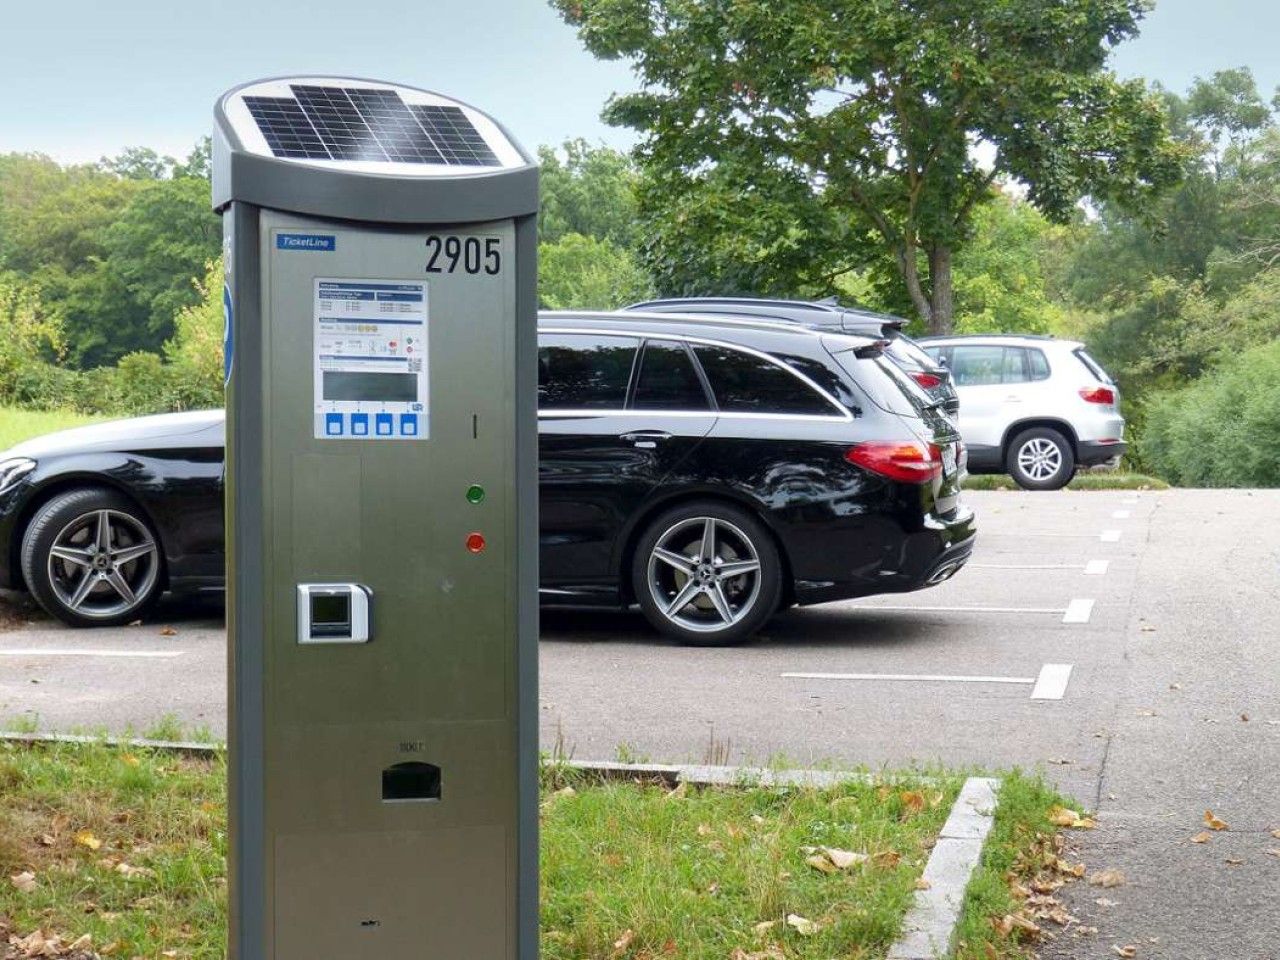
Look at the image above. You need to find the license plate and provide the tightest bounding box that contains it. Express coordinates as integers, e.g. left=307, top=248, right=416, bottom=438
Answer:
left=941, top=444, right=958, bottom=477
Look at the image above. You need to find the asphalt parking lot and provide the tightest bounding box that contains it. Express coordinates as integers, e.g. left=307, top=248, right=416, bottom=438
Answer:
left=2, top=487, right=1278, bottom=957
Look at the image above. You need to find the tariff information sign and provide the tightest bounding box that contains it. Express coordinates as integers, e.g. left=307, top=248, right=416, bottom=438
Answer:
left=312, top=278, right=429, bottom=440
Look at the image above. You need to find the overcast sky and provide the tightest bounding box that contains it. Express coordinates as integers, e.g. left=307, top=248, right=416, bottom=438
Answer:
left=1, top=0, right=1276, bottom=165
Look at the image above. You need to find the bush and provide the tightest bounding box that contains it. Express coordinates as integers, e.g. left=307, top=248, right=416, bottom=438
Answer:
left=1140, top=339, right=1280, bottom=487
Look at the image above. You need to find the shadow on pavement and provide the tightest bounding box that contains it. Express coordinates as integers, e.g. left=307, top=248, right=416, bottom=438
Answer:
left=539, top=604, right=941, bottom=650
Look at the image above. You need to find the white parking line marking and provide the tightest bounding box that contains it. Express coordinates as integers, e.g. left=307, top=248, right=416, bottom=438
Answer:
left=1062, top=598, right=1095, bottom=624
left=1100, top=529, right=1122, bottom=542
left=1122, top=498, right=1139, bottom=505
left=783, top=666, right=1074, bottom=701
left=783, top=671, right=1036, bottom=685
left=0, top=649, right=182, bottom=659
left=1112, top=509, right=1131, bottom=519
left=1084, top=559, right=1110, bottom=576
left=1030, top=663, right=1074, bottom=700
left=971, top=563, right=1081, bottom=570
left=855, top=604, right=1075, bottom=616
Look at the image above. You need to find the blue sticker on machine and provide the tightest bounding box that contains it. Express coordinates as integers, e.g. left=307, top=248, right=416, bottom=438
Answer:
left=276, top=233, right=336, bottom=251
left=222, top=284, right=234, bottom=386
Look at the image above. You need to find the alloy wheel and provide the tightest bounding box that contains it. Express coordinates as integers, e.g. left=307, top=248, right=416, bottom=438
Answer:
left=646, top=516, right=762, bottom=634
left=46, top=509, right=160, bottom=620
left=1017, top=437, right=1063, bottom=482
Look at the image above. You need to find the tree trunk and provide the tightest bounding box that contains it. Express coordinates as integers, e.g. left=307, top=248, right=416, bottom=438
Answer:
left=927, top=245, right=954, bottom=335
left=897, top=241, right=934, bottom=327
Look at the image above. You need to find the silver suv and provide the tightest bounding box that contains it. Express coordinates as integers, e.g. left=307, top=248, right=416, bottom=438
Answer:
left=919, top=335, right=1126, bottom=490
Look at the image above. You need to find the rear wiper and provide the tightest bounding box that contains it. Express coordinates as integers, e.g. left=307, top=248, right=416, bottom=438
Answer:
left=852, top=339, right=891, bottom=359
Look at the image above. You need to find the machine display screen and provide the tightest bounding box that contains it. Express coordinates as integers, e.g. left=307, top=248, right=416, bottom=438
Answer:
left=323, top=371, right=418, bottom=403
left=311, top=276, right=429, bottom=439
left=310, top=593, right=350, bottom=628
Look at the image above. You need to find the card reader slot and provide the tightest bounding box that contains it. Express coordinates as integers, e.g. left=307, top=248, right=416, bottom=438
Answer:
left=382, top=762, right=441, bottom=803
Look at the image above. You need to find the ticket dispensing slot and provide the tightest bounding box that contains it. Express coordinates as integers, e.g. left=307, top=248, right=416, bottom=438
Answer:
left=296, top=584, right=371, bottom=644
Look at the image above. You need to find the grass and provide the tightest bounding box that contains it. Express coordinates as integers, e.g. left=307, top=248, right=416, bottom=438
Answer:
left=953, top=772, right=1082, bottom=959
left=0, top=406, right=104, bottom=452
left=963, top=471, right=1169, bottom=491
left=1, top=742, right=976, bottom=960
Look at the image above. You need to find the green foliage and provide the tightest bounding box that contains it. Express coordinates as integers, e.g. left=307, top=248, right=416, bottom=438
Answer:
left=0, top=273, right=65, bottom=404
left=539, top=233, right=654, bottom=309
left=554, top=0, right=1184, bottom=332
left=1140, top=340, right=1280, bottom=487
left=0, top=144, right=220, bottom=368
left=950, top=197, right=1070, bottom=334
left=538, top=140, right=642, bottom=250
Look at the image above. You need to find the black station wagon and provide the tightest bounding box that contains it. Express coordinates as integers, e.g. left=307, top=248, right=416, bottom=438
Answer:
left=0, top=310, right=976, bottom=644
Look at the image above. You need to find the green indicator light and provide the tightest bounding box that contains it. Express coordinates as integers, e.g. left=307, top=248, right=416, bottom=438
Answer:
left=466, top=484, right=486, bottom=504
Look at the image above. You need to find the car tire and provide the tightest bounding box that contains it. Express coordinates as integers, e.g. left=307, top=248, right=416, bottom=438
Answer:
left=632, top=500, right=782, bottom=646
left=1006, top=428, right=1075, bottom=491
left=20, top=487, right=164, bottom=628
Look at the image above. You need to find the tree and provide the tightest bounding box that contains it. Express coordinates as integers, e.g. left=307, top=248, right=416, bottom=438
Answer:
left=554, top=0, right=1184, bottom=333
left=538, top=140, right=642, bottom=250
left=539, top=233, right=655, bottom=309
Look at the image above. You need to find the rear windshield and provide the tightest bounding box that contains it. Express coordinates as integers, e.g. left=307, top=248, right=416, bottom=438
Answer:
left=884, top=335, right=939, bottom=373
left=1072, top=348, right=1114, bottom=385
left=829, top=344, right=936, bottom=419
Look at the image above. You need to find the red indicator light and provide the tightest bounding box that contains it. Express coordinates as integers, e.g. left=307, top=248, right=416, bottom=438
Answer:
left=466, top=532, right=486, bottom=553
left=910, top=371, right=943, bottom=389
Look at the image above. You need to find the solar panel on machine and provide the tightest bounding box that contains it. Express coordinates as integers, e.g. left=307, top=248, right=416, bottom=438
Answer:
left=243, top=97, right=331, bottom=160
left=410, top=104, right=501, bottom=166
left=241, top=83, right=501, bottom=167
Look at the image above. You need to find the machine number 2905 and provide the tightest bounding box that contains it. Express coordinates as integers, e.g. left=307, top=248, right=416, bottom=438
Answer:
left=425, top=235, right=502, bottom=275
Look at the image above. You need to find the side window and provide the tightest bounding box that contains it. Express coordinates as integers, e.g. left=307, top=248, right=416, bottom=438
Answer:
left=631, top=339, right=711, bottom=411
left=1028, top=349, right=1051, bottom=381
left=948, top=345, right=1005, bottom=386
left=692, top=344, right=835, bottom=415
left=538, top=334, right=639, bottom=410
left=1002, top=348, right=1030, bottom=384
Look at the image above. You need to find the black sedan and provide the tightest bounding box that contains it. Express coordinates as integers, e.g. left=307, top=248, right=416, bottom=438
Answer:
left=1, top=312, right=975, bottom=644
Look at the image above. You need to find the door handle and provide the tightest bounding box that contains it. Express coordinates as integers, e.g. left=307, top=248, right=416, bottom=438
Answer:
left=621, top=430, right=672, bottom=446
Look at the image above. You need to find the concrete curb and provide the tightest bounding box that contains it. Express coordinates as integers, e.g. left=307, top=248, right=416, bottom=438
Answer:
left=0, top=731, right=223, bottom=754
left=888, top=776, right=1000, bottom=960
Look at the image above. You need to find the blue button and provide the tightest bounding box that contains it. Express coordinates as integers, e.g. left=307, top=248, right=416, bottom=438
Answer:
left=399, top=413, right=418, bottom=436
left=375, top=413, right=394, bottom=436
left=351, top=413, right=369, bottom=436
left=325, top=413, right=344, bottom=436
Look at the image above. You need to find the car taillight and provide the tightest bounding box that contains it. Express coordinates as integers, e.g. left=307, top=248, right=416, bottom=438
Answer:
left=1079, top=386, right=1115, bottom=405
left=910, top=371, right=943, bottom=389
left=845, top=441, right=942, bottom=484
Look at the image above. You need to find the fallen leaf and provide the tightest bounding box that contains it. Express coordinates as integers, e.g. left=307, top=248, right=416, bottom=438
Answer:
left=750, top=814, right=765, bottom=825
left=1049, top=806, right=1081, bottom=827
left=821, top=847, right=868, bottom=869
left=1190, top=831, right=1212, bottom=844
left=10, top=870, right=37, bottom=892
left=1047, top=757, right=1073, bottom=765
left=1271, top=829, right=1280, bottom=840
left=1224, top=858, right=1244, bottom=866
left=752, top=920, right=777, bottom=936
left=1055, top=858, right=1087, bottom=878
left=1136, top=708, right=1158, bottom=716
left=915, top=877, right=932, bottom=890
left=115, top=862, right=156, bottom=879
left=1204, top=810, right=1229, bottom=831
left=37, top=833, right=55, bottom=847
left=610, top=928, right=635, bottom=958
left=162, top=951, right=178, bottom=958
left=122, top=754, right=141, bottom=767
left=99, top=942, right=120, bottom=956
left=1168, top=682, right=1182, bottom=690
left=1114, top=946, right=1137, bottom=958
left=805, top=854, right=838, bottom=875
left=900, top=790, right=925, bottom=813
left=730, top=948, right=785, bottom=960
left=1140, top=625, right=1157, bottom=633
left=1241, top=714, right=1249, bottom=722
left=69, top=934, right=92, bottom=950
left=1009, top=881, right=1031, bottom=900
left=1264, top=849, right=1280, bottom=859
left=159, top=626, right=178, bottom=636
left=1007, top=914, right=1042, bottom=939
left=873, top=850, right=902, bottom=868
left=1095, top=898, right=1118, bottom=907
left=696, top=823, right=713, bottom=837
left=664, top=783, right=687, bottom=800
left=785, top=914, right=819, bottom=936
left=74, top=829, right=103, bottom=851
left=1089, top=869, right=1126, bottom=888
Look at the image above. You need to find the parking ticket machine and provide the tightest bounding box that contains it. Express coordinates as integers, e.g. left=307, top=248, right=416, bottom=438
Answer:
left=213, top=76, right=538, bottom=960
